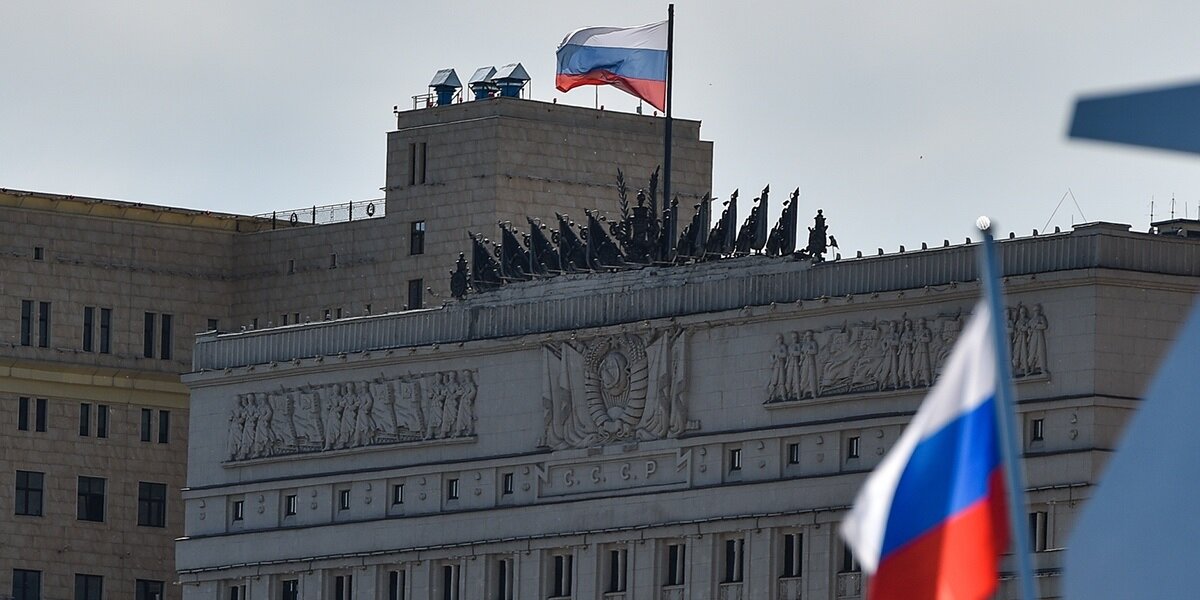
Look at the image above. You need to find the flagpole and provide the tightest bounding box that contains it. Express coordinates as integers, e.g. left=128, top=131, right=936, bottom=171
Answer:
left=977, top=217, right=1037, bottom=600
left=662, top=4, right=675, bottom=225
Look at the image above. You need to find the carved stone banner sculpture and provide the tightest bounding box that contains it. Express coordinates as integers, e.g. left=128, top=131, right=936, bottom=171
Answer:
left=765, top=302, right=1049, bottom=404
left=540, top=327, right=699, bottom=450
left=226, top=369, right=478, bottom=462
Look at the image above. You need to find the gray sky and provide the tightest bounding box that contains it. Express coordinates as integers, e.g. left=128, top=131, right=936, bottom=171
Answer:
left=3, top=1, right=1199, bottom=256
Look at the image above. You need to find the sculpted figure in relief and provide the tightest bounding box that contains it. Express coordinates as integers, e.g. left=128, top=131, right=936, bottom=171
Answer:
left=913, top=318, right=934, bottom=387
left=1028, top=304, right=1048, bottom=375
left=767, top=334, right=788, bottom=402
left=798, top=330, right=819, bottom=399
left=898, top=319, right=915, bottom=388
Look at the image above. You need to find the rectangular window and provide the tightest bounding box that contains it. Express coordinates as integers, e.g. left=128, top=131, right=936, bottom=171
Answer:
left=408, top=279, right=423, bottom=310
left=281, top=579, right=299, bottom=600
left=551, top=554, right=573, bottom=598
left=847, top=435, right=861, bottom=459
left=141, top=408, right=152, bottom=442
left=1031, top=418, right=1045, bottom=442
left=18, top=397, right=29, bottom=431
left=74, top=574, right=102, bottom=600
left=232, top=499, right=245, bottom=521
left=441, top=564, right=460, bottom=600
left=495, top=559, right=513, bottom=600
left=338, top=488, right=351, bottom=511
left=1029, top=511, right=1049, bottom=552
left=330, top=253, right=338, bottom=269
left=722, top=538, right=745, bottom=583
left=607, top=548, right=628, bottom=593
left=280, top=314, right=289, bottom=326
left=13, top=569, right=41, bottom=600
left=285, top=494, right=298, bottom=516
left=334, top=575, right=352, bottom=600
left=138, top=481, right=167, bottom=527
left=143, top=312, right=156, bottom=358
left=788, top=442, right=801, bottom=465
left=99, top=308, right=111, bottom=354
left=37, top=301, right=50, bottom=348
left=446, top=478, right=459, bottom=500
left=666, top=543, right=686, bottom=586
left=410, top=220, right=426, bottom=255
left=77, top=476, right=105, bottom=522
left=158, top=410, right=170, bottom=443
left=160, top=313, right=173, bottom=359
left=388, top=570, right=405, bottom=600
left=79, top=403, right=91, bottom=436
left=97, top=405, right=108, bottom=438
left=207, top=318, right=219, bottom=332
left=20, top=300, right=32, bottom=346
left=419, top=142, right=427, bottom=184
left=16, top=470, right=44, bottom=516
left=392, top=483, right=404, bottom=505
left=840, top=543, right=860, bottom=573
left=35, top=399, right=46, bottom=432
left=83, top=307, right=94, bottom=351
left=228, top=584, right=246, bottom=600
left=408, top=142, right=417, bottom=186
left=502, top=472, right=514, bottom=495
left=136, top=579, right=164, bottom=600
left=33, top=246, right=43, bottom=260
left=729, top=447, right=742, bottom=472
left=782, top=533, right=803, bottom=578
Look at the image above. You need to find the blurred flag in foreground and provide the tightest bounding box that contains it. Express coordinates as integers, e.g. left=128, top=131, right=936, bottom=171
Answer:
left=841, top=300, right=1010, bottom=600
left=555, top=20, right=668, bottom=111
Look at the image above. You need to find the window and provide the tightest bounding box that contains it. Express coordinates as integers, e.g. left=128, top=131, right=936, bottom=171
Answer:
left=16, top=470, right=44, bottom=516
left=207, top=318, right=219, bottom=331
left=387, top=570, right=406, bottom=600
left=408, top=279, right=423, bottom=310
left=781, top=533, right=802, bottom=578
left=158, top=410, right=170, bottom=443
left=280, top=314, right=289, bottom=326
left=338, top=488, right=351, bottom=511
left=410, top=221, right=426, bottom=255
left=335, top=307, right=343, bottom=319
left=788, top=442, right=800, bottom=465
left=287, top=259, right=296, bottom=275
left=83, top=307, right=94, bottom=351
left=141, top=409, right=152, bottom=442
left=323, top=309, right=331, bottom=321
left=75, top=574, right=102, bottom=600
left=136, top=579, right=164, bottom=600
left=13, top=569, right=41, bottom=600
left=35, top=399, right=46, bottom=432
left=37, top=301, right=50, bottom=347
left=33, top=246, right=44, bottom=260
left=77, top=476, right=105, bottom=522
left=1029, top=511, right=1049, bottom=552
left=280, top=579, right=300, bottom=600
left=446, top=478, right=459, bottom=500
left=606, top=548, right=628, bottom=593
left=840, top=543, right=860, bottom=573
left=334, top=575, right=352, bottom=600
left=722, top=538, right=745, bottom=583
left=1030, top=418, right=1045, bottom=442
left=20, top=300, right=32, bottom=346
left=232, top=499, right=245, bottom=521
left=665, top=543, right=686, bottom=586
left=18, top=397, right=29, bottom=431
left=143, top=312, right=156, bottom=357
left=440, top=564, right=460, bottom=600
left=138, top=481, right=167, bottom=527
left=97, top=405, right=108, bottom=439
left=330, top=253, right=338, bottom=269
left=284, top=494, right=298, bottom=516
left=728, top=447, right=742, bottom=472
left=293, top=312, right=300, bottom=324
left=79, top=403, right=91, bottom=436
left=494, top=559, right=513, bottom=600
left=550, top=553, right=573, bottom=598
left=160, top=313, right=173, bottom=359
left=408, top=142, right=428, bottom=186
left=847, top=436, right=860, bottom=459
left=392, top=483, right=404, bottom=505
left=228, top=583, right=247, bottom=600
left=99, top=308, right=111, bottom=353
left=502, top=472, right=514, bottom=495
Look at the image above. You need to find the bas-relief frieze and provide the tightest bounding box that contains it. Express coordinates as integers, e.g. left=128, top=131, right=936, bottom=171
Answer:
left=226, top=370, right=477, bottom=462
left=766, top=302, right=1049, bottom=403
left=540, top=327, right=699, bottom=450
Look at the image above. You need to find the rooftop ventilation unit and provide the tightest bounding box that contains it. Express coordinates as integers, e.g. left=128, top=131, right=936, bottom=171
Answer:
left=468, top=66, right=498, bottom=100
left=493, top=63, right=530, bottom=98
left=429, top=68, right=462, bottom=106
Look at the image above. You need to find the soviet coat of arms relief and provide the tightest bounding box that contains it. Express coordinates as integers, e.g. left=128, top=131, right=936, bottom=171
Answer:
left=540, top=327, right=699, bottom=450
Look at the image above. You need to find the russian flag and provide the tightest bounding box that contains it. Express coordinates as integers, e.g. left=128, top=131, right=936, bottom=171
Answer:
left=841, top=301, right=1010, bottom=600
left=556, top=20, right=668, bottom=112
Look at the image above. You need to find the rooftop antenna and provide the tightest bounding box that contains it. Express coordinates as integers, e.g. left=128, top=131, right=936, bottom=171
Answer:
left=1150, top=198, right=1155, bottom=225
left=1171, top=195, right=1176, bottom=219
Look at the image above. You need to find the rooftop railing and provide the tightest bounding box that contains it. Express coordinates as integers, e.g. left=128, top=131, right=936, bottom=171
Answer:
left=253, top=198, right=386, bottom=228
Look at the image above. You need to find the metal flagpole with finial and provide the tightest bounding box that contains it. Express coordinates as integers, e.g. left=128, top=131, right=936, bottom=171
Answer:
left=662, top=4, right=675, bottom=230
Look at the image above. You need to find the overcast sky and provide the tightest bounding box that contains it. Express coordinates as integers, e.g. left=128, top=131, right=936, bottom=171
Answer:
left=3, top=1, right=1199, bottom=256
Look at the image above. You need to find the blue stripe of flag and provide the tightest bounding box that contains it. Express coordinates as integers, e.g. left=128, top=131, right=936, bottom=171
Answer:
left=880, top=396, right=1003, bottom=557
left=556, top=44, right=667, bottom=82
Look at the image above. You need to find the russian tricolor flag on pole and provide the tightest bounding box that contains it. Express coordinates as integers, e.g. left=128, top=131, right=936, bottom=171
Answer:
left=555, top=20, right=669, bottom=111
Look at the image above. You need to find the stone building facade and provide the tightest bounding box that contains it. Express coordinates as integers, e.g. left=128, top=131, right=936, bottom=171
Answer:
left=176, top=221, right=1200, bottom=600
left=1, top=96, right=711, bottom=600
